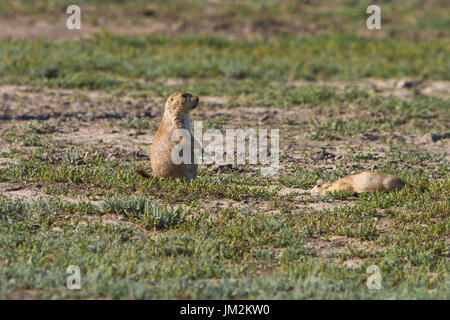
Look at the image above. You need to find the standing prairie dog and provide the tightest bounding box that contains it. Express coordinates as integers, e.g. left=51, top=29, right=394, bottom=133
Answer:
left=310, top=172, right=407, bottom=195
left=144, top=92, right=199, bottom=181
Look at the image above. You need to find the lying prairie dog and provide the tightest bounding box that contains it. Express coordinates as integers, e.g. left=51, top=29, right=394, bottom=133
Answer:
left=310, top=172, right=408, bottom=195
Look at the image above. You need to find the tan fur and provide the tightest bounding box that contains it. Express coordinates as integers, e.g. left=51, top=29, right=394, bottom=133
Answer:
left=147, top=92, right=199, bottom=181
left=310, top=172, right=407, bottom=195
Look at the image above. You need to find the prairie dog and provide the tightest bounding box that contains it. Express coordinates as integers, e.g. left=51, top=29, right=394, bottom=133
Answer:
left=310, top=172, right=407, bottom=195
left=145, top=92, right=199, bottom=181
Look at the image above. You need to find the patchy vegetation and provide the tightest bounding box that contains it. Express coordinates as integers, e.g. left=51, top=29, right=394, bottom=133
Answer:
left=1, top=83, right=448, bottom=299
left=0, top=0, right=448, bottom=300
left=1, top=34, right=449, bottom=89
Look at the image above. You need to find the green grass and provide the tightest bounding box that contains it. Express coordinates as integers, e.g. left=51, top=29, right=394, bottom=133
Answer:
left=0, top=83, right=447, bottom=298
left=0, top=34, right=449, bottom=90
left=416, top=13, right=450, bottom=30
left=0, top=171, right=448, bottom=298
left=102, top=197, right=187, bottom=230
left=0, top=155, right=278, bottom=202
left=0, top=129, right=448, bottom=299
left=2, top=120, right=56, bottom=145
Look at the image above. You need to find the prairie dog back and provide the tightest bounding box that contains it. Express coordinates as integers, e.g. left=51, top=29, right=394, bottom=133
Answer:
left=311, top=172, right=406, bottom=195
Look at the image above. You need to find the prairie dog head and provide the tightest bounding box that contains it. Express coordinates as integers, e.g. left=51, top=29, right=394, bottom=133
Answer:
left=165, top=92, right=199, bottom=118
left=310, top=181, right=332, bottom=195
